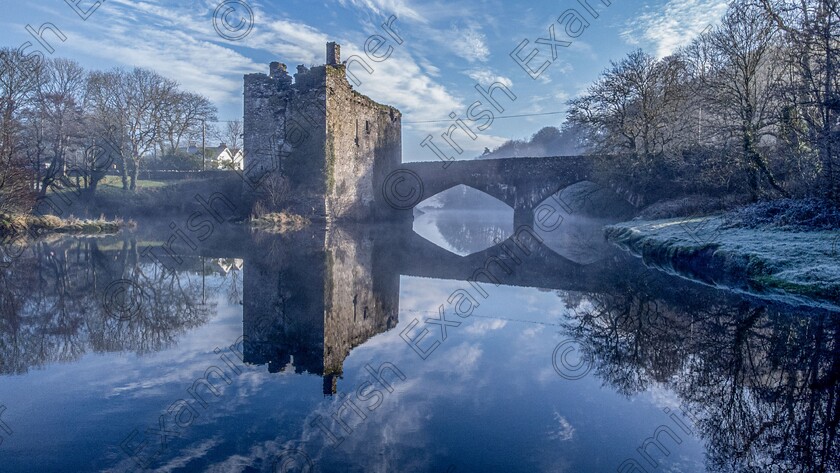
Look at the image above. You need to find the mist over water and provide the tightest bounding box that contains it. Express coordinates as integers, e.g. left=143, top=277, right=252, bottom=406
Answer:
left=1, top=0, right=838, bottom=470
left=0, top=213, right=835, bottom=472
left=413, top=209, right=514, bottom=256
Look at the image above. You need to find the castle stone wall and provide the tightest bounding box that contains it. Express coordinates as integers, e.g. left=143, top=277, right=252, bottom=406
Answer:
left=325, top=65, right=401, bottom=220
left=243, top=43, right=402, bottom=221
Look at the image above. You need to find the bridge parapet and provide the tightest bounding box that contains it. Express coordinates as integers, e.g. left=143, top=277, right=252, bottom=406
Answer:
left=385, top=156, right=611, bottom=223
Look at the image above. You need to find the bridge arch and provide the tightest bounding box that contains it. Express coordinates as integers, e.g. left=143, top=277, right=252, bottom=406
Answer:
left=398, top=156, right=609, bottom=225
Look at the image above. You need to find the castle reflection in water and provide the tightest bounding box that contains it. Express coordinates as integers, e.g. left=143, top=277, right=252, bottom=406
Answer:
left=242, top=226, right=400, bottom=395
left=0, top=219, right=611, bottom=394
left=1, top=221, right=838, bottom=471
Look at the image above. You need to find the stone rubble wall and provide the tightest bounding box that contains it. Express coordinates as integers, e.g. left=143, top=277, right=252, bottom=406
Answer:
left=243, top=46, right=402, bottom=221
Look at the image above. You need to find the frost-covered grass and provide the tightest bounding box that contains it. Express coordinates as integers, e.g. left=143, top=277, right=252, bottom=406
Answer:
left=637, top=194, right=750, bottom=220
left=723, top=197, right=840, bottom=230
left=605, top=216, right=840, bottom=309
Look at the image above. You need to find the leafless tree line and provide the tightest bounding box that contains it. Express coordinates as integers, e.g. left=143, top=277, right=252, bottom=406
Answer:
left=567, top=0, right=840, bottom=205
left=0, top=49, right=223, bottom=212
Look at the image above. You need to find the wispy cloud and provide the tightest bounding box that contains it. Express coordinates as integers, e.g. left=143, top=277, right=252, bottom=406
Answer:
left=343, top=44, right=465, bottom=122
left=547, top=410, right=576, bottom=441
left=466, top=68, right=512, bottom=88
left=622, top=0, right=728, bottom=58
left=449, top=23, right=490, bottom=63
left=57, top=0, right=465, bottom=126
left=63, top=0, right=265, bottom=109
left=336, top=0, right=428, bottom=23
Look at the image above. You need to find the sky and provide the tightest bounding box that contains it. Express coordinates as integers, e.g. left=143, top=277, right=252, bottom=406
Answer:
left=1, top=0, right=729, bottom=161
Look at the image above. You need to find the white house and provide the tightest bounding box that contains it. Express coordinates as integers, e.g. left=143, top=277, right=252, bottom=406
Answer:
left=214, top=144, right=244, bottom=171
left=171, top=142, right=244, bottom=170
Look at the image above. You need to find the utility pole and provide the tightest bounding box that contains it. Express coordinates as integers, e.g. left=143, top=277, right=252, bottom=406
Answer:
left=202, top=118, right=206, bottom=171
left=202, top=256, right=206, bottom=304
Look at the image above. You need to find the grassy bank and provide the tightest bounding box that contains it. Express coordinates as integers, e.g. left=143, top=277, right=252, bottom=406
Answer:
left=0, top=213, right=127, bottom=238
left=605, top=214, right=839, bottom=309
left=51, top=174, right=247, bottom=220
left=250, top=212, right=310, bottom=233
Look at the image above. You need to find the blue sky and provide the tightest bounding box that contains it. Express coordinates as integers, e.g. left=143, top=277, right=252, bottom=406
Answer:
left=2, top=0, right=729, bottom=161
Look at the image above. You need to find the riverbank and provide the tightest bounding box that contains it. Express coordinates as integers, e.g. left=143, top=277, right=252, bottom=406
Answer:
left=605, top=214, right=840, bottom=309
left=0, top=213, right=127, bottom=238
left=249, top=212, right=310, bottom=232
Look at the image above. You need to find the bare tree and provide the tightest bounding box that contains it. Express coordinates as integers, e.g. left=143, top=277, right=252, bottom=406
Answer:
left=0, top=48, right=40, bottom=213
left=31, top=58, right=87, bottom=197
left=567, top=49, right=691, bottom=200
left=568, top=49, right=686, bottom=158
left=225, top=119, right=243, bottom=151
left=86, top=69, right=130, bottom=190
left=257, top=172, right=291, bottom=213
left=757, top=0, right=840, bottom=200
left=704, top=3, right=790, bottom=200
left=122, top=68, right=178, bottom=190
left=86, top=67, right=213, bottom=190
left=158, top=91, right=216, bottom=155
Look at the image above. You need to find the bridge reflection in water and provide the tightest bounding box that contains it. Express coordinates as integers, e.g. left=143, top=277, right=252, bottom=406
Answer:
left=0, top=217, right=602, bottom=387
left=0, top=218, right=838, bottom=471
left=239, top=220, right=604, bottom=395
left=202, top=223, right=840, bottom=472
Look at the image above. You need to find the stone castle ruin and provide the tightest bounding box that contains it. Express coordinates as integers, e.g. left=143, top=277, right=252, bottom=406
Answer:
left=243, top=42, right=402, bottom=220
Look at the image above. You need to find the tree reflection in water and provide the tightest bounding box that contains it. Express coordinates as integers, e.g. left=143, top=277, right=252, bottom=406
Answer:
left=0, top=227, right=836, bottom=472
left=564, top=267, right=840, bottom=472
left=0, top=236, right=218, bottom=375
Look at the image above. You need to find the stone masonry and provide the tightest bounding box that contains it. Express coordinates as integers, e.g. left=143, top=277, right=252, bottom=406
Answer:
left=243, top=42, right=402, bottom=221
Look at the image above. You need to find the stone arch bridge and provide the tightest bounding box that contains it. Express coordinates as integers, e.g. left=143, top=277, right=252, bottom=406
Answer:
left=386, top=155, right=613, bottom=225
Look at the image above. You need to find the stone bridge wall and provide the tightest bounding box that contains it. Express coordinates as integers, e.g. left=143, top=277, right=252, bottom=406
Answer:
left=396, top=156, right=610, bottom=223
left=243, top=44, right=618, bottom=223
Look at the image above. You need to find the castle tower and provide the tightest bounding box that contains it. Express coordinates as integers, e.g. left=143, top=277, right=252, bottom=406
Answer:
left=243, top=42, right=402, bottom=221
left=326, top=42, right=340, bottom=66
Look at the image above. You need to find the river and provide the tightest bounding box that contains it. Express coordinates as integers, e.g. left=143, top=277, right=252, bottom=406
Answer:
left=0, top=209, right=836, bottom=472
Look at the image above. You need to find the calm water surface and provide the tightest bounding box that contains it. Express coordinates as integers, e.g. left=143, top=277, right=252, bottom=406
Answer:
left=0, top=211, right=836, bottom=472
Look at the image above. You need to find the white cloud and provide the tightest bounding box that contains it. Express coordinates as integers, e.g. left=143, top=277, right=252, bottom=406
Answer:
left=449, top=342, right=483, bottom=374
left=58, top=0, right=466, bottom=126
left=464, top=318, right=507, bottom=335
left=344, top=44, right=465, bottom=122
left=336, top=0, right=428, bottom=23
left=31, top=0, right=519, bottom=157
left=61, top=0, right=266, bottom=112
left=622, top=0, right=728, bottom=58
left=466, top=68, right=512, bottom=88
left=450, top=24, right=490, bottom=63
left=419, top=58, right=442, bottom=77
left=253, top=19, right=331, bottom=65
left=69, top=32, right=257, bottom=109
